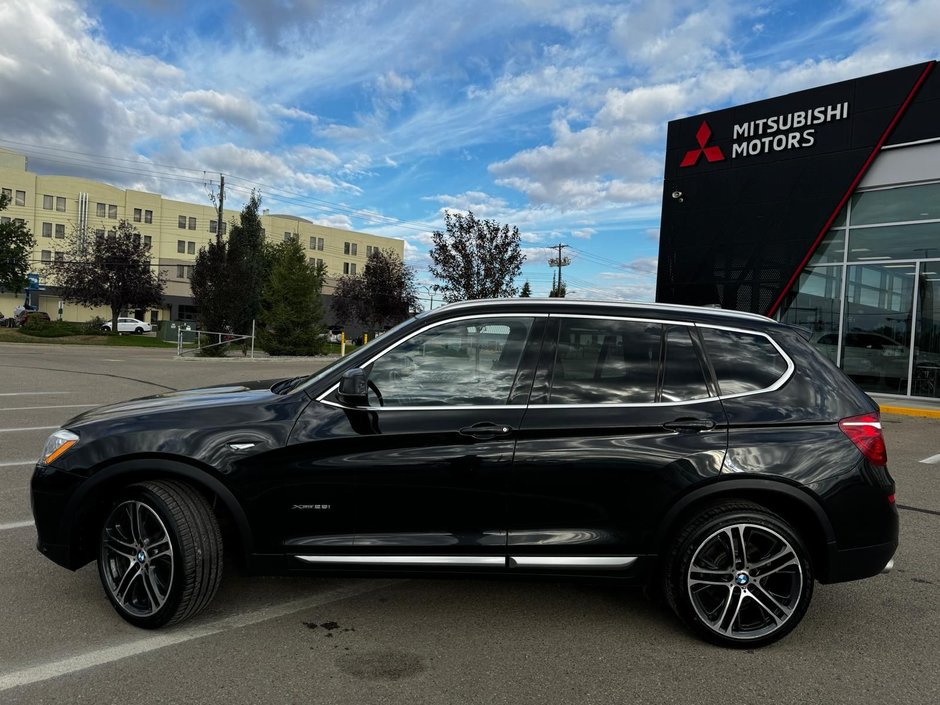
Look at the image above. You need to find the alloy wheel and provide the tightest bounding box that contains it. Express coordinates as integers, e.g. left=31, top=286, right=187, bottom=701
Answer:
left=100, top=500, right=175, bottom=618
left=686, top=523, right=804, bottom=641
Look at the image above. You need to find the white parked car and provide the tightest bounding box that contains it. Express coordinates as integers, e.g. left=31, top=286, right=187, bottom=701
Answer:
left=101, top=317, right=152, bottom=334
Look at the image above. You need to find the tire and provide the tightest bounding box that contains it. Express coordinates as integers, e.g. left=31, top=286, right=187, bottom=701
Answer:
left=134, top=327, right=143, bottom=334
left=663, top=501, right=813, bottom=648
left=97, top=480, right=223, bottom=628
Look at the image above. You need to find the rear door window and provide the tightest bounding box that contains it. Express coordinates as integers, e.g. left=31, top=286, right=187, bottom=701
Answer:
left=661, top=326, right=711, bottom=402
left=548, top=318, right=662, bottom=404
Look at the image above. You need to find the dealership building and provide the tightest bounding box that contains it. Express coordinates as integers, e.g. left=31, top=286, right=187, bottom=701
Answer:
left=658, top=61, right=940, bottom=400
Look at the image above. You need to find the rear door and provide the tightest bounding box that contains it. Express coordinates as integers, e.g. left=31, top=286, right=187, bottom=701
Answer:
left=507, top=315, right=728, bottom=567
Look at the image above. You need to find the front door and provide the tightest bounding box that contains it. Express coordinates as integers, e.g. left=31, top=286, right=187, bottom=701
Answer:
left=297, top=314, right=544, bottom=567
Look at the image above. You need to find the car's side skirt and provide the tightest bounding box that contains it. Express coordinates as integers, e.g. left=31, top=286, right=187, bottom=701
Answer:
left=294, top=555, right=638, bottom=570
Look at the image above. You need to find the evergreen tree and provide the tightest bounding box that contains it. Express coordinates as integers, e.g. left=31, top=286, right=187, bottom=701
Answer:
left=257, top=239, right=326, bottom=355
left=520, top=281, right=532, bottom=298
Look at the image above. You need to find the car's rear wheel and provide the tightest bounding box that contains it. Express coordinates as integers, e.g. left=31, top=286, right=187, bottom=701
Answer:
left=97, top=480, right=223, bottom=628
left=664, top=501, right=813, bottom=648
left=134, top=326, right=143, bottom=334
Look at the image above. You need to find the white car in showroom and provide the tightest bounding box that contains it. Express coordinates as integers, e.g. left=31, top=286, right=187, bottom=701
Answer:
left=101, top=317, right=152, bottom=334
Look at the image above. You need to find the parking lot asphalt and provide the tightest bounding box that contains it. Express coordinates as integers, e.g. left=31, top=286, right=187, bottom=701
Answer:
left=1, top=342, right=938, bottom=705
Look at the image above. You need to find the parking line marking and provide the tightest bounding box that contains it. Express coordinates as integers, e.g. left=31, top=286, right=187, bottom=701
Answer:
left=0, top=579, right=400, bottom=692
left=0, top=426, right=58, bottom=433
left=0, top=460, right=34, bottom=468
left=0, top=405, right=96, bottom=412
left=0, top=520, right=33, bottom=532
left=0, top=392, right=70, bottom=397
left=920, top=453, right=940, bottom=465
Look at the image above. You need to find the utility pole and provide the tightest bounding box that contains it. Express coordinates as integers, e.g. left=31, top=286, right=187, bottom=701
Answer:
left=548, top=243, right=570, bottom=297
left=207, top=173, right=225, bottom=243
left=216, top=174, right=225, bottom=244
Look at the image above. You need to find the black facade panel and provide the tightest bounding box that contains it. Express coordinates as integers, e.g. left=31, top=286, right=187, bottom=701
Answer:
left=657, top=62, right=936, bottom=315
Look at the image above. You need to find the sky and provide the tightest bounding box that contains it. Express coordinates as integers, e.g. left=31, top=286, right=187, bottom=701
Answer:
left=0, top=0, right=937, bottom=306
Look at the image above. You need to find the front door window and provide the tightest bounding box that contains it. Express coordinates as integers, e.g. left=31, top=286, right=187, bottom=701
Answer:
left=367, top=317, right=535, bottom=407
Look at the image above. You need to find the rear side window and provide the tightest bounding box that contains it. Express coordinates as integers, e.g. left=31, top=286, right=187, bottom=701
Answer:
left=549, top=319, right=661, bottom=404
left=701, top=328, right=789, bottom=395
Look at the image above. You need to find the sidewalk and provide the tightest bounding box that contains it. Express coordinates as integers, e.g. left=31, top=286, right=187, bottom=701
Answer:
left=871, top=394, right=940, bottom=419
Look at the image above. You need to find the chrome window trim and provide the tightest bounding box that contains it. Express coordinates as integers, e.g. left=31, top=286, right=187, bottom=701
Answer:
left=316, top=313, right=794, bottom=411
left=316, top=313, right=544, bottom=405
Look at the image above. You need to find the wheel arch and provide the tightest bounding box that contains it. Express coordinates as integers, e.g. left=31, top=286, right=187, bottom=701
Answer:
left=654, top=479, right=837, bottom=581
left=61, top=456, right=253, bottom=570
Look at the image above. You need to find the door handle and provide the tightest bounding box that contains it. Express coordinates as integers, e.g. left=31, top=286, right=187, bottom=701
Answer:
left=662, top=418, right=716, bottom=433
left=458, top=423, right=514, bottom=439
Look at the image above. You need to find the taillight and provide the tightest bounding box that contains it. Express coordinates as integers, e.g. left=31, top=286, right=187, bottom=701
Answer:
left=839, top=413, right=887, bottom=466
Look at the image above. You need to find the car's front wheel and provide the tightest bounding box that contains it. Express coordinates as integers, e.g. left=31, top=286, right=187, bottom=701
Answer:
left=134, top=327, right=144, bottom=334
left=97, top=480, right=223, bottom=628
left=664, top=501, right=813, bottom=647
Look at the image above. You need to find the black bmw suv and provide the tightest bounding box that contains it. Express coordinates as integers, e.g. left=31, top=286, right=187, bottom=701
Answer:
left=31, top=299, right=897, bottom=647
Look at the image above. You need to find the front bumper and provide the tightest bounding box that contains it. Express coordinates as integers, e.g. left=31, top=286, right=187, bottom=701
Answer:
left=31, top=463, right=88, bottom=570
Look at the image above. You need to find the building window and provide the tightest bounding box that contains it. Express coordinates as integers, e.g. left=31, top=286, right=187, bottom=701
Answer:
left=42, top=222, right=52, bottom=238
left=343, top=262, right=357, bottom=275
left=187, top=241, right=195, bottom=255
left=13, top=218, right=24, bottom=226
left=284, top=232, right=292, bottom=243
left=188, top=216, right=196, bottom=230
left=366, top=245, right=375, bottom=257
left=344, top=242, right=358, bottom=256
left=0, top=217, right=9, bottom=225
left=176, top=265, right=194, bottom=279
left=317, top=237, right=325, bottom=251
left=144, top=209, right=153, bottom=224
left=55, top=224, right=65, bottom=238
left=310, top=236, right=325, bottom=250
left=317, top=258, right=325, bottom=269
left=144, top=235, right=152, bottom=247
left=43, top=195, right=53, bottom=210
left=97, top=202, right=106, bottom=217
left=1, top=188, right=10, bottom=201
left=209, top=221, right=226, bottom=235
left=133, top=208, right=142, bottom=222
left=177, top=240, right=186, bottom=253
left=15, top=190, right=26, bottom=206
left=95, top=228, right=105, bottom=238
left=108, top=204, right=118, bottom=219
left=56, top=196, right=66, bottom=212
left=54, top=251, right=64, bottom=263
left=41, top=250, right=52, bottom=263
left=178, top=215, right=186, bottom=229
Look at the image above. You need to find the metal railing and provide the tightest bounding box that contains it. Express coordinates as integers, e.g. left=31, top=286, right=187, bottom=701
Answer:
left=177, top=321, right=256, bottom=358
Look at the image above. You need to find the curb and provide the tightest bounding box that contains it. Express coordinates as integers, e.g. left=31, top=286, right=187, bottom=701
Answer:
left=878, top=405, right=940, bottom=420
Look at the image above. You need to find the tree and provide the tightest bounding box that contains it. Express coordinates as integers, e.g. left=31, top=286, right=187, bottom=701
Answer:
left=549, top=272, right=567, bottom=298
left=226, top=193, right=268, bottom=336
left=44, top=220, right=165, bottom=332
left=257, top=239, right=327, bottom=355
left=332, top=248, right=419, bottom=332
left=428, top=211, right=525, bottom=302
left=0, top=192, right=35, bottom=294
left=519, top=281, right=532, bottom=298
left=191, top=193, right=270, bottom=355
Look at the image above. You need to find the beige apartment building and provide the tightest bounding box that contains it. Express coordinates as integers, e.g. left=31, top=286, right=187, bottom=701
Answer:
left=0, top=148, right=403, bottom=327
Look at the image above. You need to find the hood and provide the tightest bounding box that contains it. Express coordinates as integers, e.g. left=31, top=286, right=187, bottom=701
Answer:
left=65, top=379, right=285, bottom=428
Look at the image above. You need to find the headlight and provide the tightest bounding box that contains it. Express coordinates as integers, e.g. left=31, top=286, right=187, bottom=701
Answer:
left=40, top=429, right=79, bottom=465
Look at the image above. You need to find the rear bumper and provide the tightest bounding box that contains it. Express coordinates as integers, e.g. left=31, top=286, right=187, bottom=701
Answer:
left=820, top=538, right=898, bottom=583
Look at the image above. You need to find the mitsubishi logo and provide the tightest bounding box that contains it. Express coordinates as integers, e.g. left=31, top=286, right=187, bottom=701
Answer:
left=680, top=120, right=725, bottom=167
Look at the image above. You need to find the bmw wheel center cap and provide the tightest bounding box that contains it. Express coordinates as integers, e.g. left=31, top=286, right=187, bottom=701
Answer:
left=735, top=572, right=750, bottom=586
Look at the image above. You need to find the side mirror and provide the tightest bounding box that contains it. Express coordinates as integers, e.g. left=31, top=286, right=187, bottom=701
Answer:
left=337, top=368, right=369, bottom=407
